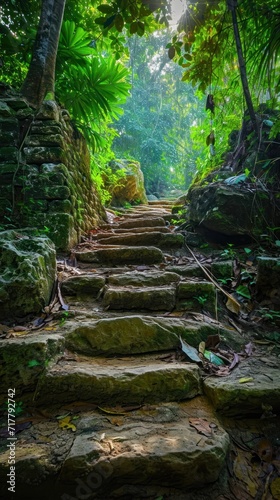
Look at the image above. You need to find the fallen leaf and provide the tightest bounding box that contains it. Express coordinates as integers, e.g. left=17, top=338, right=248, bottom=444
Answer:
left=226, top=295, right=241, bottom=314
left=98, top=407, right=126, bottom=416
left=198, top=341, right=205, bottom=355
left=245, top=342, right=253, bottom=356
left=27, top=359, right=41, bottom=368
left=189, top=418, right=216, bottom=437
left=179, top=336, right=202, bottom=364
left=109, top=417, right=124, bottom=426
left=13, top=325, right=28, bottom=332
left=270, top=477, right=280, bottom=499
left=228, top=353, right=239, bottom=370
left=239, top=377, right=254, bottom=383
left=205, top=334, right=220, bottom=349
left=203, top=350, right=225, bottom=366
left=255, top=438, right=273, bottom=463
left=58, top=416, right=76, bottom=432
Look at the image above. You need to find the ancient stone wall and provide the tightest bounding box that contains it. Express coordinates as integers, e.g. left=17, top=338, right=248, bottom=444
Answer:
left=0, top=88, right=106, bottom=250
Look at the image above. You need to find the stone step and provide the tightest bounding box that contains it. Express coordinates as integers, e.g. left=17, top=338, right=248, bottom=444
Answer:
left=101, top=279, right=217, bottom=313
left=58, top=400, right=229, bottom=495
left=94, top=231, right=184, bottom=248
left=0, top=399, right=230, bottom=499
left=94, top=226, right=171, bottom=236
left=102, top=285, right=177, bottom=311
left=34, top=354, right=202, bottom=406
left=75, top=246, right=164, bottom=265
left=65, top=314, right=243, bottom=357
left=112, top=216, right=166, bottom=229
left=203, top=356, right=280, bottom=417
left=148, top=199, right=176, bottom=206
left=120, top=210, right=171, bottom=218
left=107, top=270, right=180, bottom=287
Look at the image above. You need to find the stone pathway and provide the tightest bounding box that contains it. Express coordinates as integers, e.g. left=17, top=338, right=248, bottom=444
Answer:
left=0, top=201, right=280, bottom=499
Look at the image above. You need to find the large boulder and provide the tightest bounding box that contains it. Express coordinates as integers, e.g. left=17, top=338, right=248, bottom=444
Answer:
left=107, top=159, right=148, bottom=206
left=187, top=182, right=276, bottom=240
left=0, top=230, right=56, bottom=320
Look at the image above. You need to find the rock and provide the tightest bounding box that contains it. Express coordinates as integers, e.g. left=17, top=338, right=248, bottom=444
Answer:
left=177, top=280, right=216, bottom=313
left=75, top=246, right=164, bottom=265
left=256, top=256, right=280, bottom=298
left=36, top=100, right=60, bottom=121
left=65, top=315, right=243, bottom=356
left=0, top=231, right=56, bottom=319
left=203, top=357, right=280, bottom=416
left=103, top=286, right=176, bottom=311
left=61, top=275, right=106, bottom=296
left=187, top=183, right=275, bottom=240
left=0, top=333, right=64, bottom=397
left=107, top=271, right=180, bottom=287
left=59, top=401, right=229, bottom=491
left=117, top=216, right=166, bottom=229
left=0, top=101, right=15, bottom=117
left=96, top=231, right=184, bottom=248
left=35, top=355, right=202, bottom=406
left=147, top=194, right=158, bottom=201
left=107, top=159, right=148, bottom=206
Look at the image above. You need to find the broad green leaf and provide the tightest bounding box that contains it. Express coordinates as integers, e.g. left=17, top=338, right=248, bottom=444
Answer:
left=97, top=4, right=114, bottom=14
left=236, top=285, right=251, bottom=299
left=203, top=350, right=225, bottom=366
left=27, top=359, right=41, bottom=367
left=179, top=336, right=202, bottom=364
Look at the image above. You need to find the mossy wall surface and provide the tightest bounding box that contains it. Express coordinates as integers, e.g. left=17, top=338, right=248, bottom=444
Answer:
left=0, top=89, right=106, bottom=250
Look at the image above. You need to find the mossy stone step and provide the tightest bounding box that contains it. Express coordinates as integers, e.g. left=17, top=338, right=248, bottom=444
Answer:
left=35, top=355, right=202, bottom=406
left=102, top=285, right=176, bottom=311
left=93, top=226, right=171, bottom=237
left=116, top=217, right=166, bottom=229
left=65, top=314, right=243, bottom=356
left=203, top=357, right=280, bottom=417
left=0, top=399, right=229, bottom=499
left=95, top=231, right=184, bottom=248
left=107, top=270, right=180, bottom=287
left=61, top=274, right=106, bottom=296
left=59, top=400, right=229, bottom=494
left=75, top=246, right=164, bottom=265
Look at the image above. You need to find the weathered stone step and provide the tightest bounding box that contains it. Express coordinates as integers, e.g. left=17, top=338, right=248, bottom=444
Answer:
left=75, top=246, right=164, bottom=265
left=103, top=285, right=176, bottom=311
left=0, top=333, right=64, bottom=402
left=204, top=356, right=280, bottom=417
left=0, top=399, right=230, bottom=499
left=58, top=400, right=229, bottom=495
left=148, top=199, right=176, bottom=206
left=107, top=270, right=180, bottom=287
left=103, top=216, right=166, bottom=229
left=102, top=278, right=217, bottom=313
left=94, top=231, right=184, bottom=248
left=94, top=225, right=171, bottom=236
left=65, top=314, right=243, bottom=357
left=35, top=354, right=202, bottom=406
left=119, top=211, right=171, bottom=220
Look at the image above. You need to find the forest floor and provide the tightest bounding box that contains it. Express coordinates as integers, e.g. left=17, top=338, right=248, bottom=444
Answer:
left=0, top=200, right=280, bottom=500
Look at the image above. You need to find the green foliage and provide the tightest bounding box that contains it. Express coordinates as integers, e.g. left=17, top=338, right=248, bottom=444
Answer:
left=112, top=30, right=204, bottom=194
left=56, top=21, right=131, bottom=151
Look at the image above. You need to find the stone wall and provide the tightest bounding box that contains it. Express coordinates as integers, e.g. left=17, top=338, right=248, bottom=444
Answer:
left=0, top=88, right=106, bottom=250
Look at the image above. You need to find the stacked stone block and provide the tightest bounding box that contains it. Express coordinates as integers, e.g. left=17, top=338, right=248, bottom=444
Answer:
left=0, top=89, right=106, bottom=250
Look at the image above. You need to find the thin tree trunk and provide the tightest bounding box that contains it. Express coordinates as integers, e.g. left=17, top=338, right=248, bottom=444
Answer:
left=21, top=0, right=66, bottom=108
left=227, top=0, right=259, bottom=138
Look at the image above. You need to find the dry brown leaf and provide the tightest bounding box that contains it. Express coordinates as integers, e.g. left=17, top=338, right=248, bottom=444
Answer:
left=226, top=295, right=241, bottom=314
left=189, top=418, right=216, bottom=437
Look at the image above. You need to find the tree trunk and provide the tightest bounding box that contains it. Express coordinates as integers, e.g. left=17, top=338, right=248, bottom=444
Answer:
left=21, top=0, right=66, bottom=108
left=227, top=0, right=259, bottom=138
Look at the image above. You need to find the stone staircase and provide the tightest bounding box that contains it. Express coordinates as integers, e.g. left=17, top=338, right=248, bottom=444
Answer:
left=0, top=200, right=280, bottom=500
